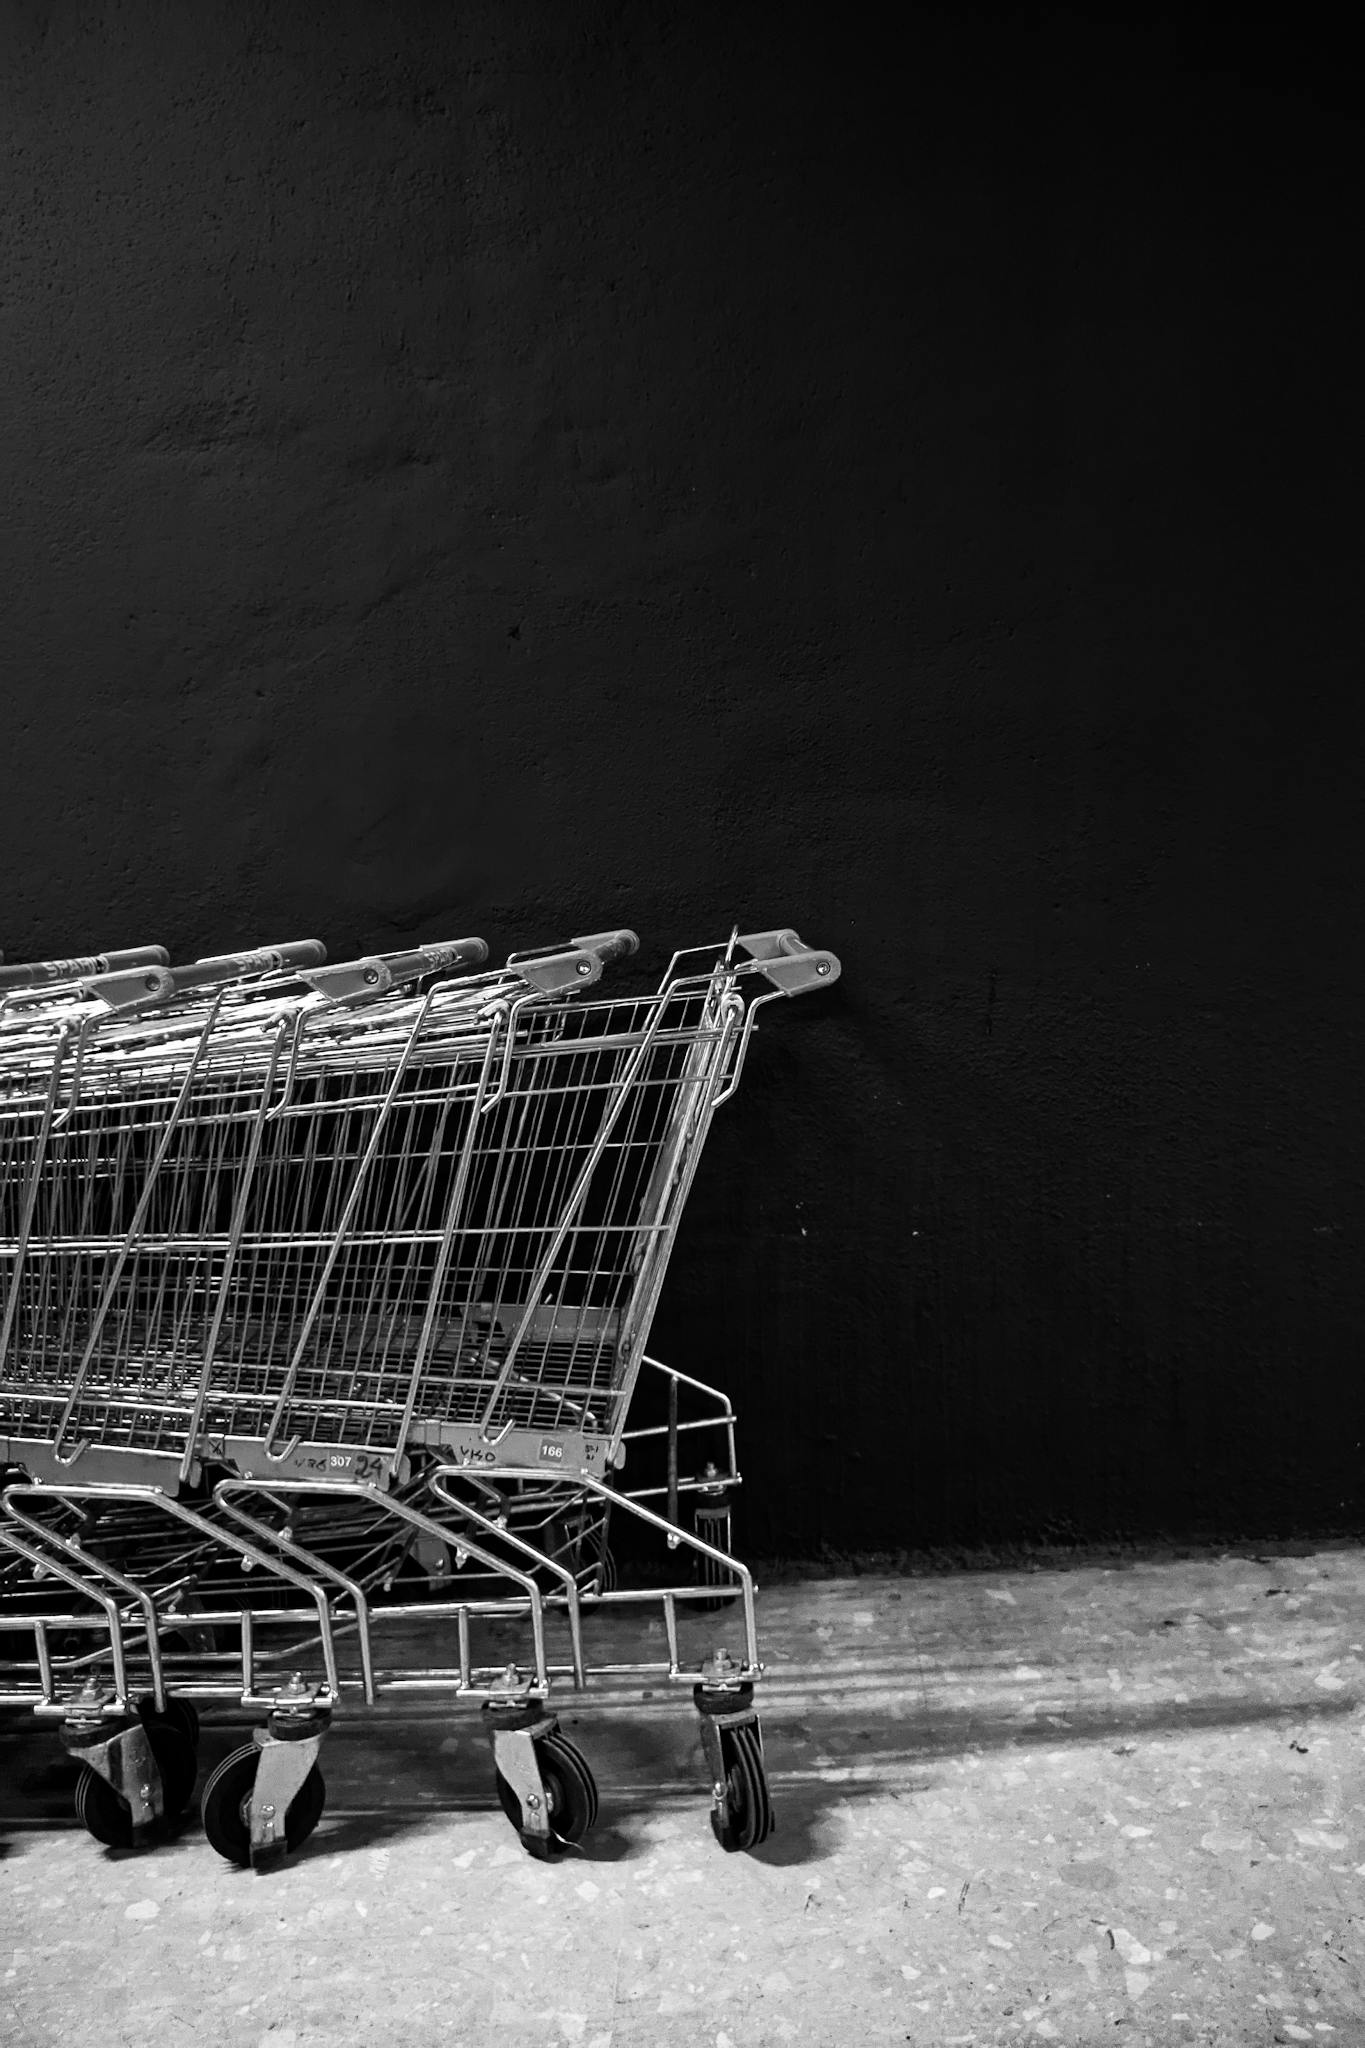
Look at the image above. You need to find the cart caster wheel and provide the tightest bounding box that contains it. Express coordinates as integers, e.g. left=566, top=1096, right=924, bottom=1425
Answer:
left=591, top=1544, right=617, bottom=1595
left=74, top=1721, right=198, bottom=1849
left=496, top=1731, right=599, bottom=1856
left=693, top=1543, right=740, bottom=1614
left=709, top=1721, right=774, bottom=1854
left=200, top=1742, right=326, bottom=1867
left=693, top=1502, right=739, bottom=1613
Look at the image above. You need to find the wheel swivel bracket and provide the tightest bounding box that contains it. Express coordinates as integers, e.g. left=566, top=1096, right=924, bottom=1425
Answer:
left=60, top=1714, right=163, bottom=1842
left=482, top=1700, right=559, bottom=1848
left=248, top=1678, right=332, bottom=1867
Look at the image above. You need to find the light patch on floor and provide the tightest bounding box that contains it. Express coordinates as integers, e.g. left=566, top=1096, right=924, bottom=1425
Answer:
left=5, top=1551, right=1365, bottom=2044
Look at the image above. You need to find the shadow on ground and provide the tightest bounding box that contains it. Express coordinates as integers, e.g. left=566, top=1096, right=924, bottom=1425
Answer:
left=3, top=1683, right=1359, bottom=1869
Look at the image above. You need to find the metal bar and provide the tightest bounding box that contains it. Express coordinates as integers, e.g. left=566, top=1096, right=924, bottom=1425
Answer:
left=50, top=1001, right=226, bottom=1466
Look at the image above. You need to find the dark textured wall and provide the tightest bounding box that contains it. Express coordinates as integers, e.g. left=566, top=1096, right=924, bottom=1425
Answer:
left=3, top=4, right=1361, bottom=1552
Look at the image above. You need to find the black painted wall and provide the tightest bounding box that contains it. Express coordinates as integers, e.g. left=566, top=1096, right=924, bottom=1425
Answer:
left=3, top=4, right=1361, bottom=1552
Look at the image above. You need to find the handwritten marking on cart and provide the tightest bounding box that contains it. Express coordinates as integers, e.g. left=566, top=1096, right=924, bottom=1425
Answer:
left=451, top=1433, right=604, bottom=1470
left=271, top=1448, right=387, bottom=1483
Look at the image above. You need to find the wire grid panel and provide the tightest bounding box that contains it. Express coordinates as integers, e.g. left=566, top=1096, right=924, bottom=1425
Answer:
left=1, top=959, right=752, bottom=1491
left=0, top=990, right=509, bottom=1479
left=217, top=977, right=745, bottom=1480
left=0, top=1010, right=300, bottom=1465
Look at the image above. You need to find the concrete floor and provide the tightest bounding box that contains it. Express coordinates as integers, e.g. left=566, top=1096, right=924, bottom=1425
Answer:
left=5, top=1549, right=1365, bottom=2046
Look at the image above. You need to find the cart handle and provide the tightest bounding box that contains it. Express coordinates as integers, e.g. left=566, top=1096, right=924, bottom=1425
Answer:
left=496, top=928, right=636, bottom=996
left=736, top=929, right=841, bottom=996
left=507, top=928, right=639, bottom=970
left=569, top=928, right=639, bottom=965
left=0, top=945, right=169, bottom=993
left=83, top=939, right=328, bottom=1011
left=300, top=936, right=489, bottom=1002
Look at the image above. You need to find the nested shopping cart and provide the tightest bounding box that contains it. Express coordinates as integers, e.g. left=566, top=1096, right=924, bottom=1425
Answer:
left=1, top=923, right=839, bottom=1867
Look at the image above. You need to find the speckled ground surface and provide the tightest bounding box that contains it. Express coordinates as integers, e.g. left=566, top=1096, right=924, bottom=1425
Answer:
left=6, top=1551, right=1365, bottom=2046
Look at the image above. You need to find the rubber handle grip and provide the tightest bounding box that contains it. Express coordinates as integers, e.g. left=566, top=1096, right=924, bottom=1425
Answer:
left=372, top=940, right=489, bottom=982
left=414, top=936, right=489, bottom=970
left=144, top=940, right=326, bottom=996
left=301, top=938, right=489, bottom=1002
left=0, top=946, right=169, bottom=993
left=189, top=940, right=328, bottom=977
left=735, top=929, right=807, bottom=961
left=570, top=929, right=640, bottom=965
left=85, top=941, right=328, bottom=1011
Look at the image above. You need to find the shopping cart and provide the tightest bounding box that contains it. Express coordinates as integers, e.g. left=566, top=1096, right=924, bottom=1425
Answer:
left=1, top=925, right=839, bottom=1866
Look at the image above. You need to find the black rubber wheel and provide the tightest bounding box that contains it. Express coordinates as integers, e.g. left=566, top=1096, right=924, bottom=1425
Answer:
left=586, top=1543, right=617, bottom=1595
left=495, top=1730, right=599, bottom=1855
left=709, top=1721, right=774, bottom=1853
left=73, top=1721, right=198, bottom=1849
left=694, top=1546, right=739, bottom=1613
left=693, top=1509, right=739, bottom=1613
left=200, top=1741, right=327, bottom=1867
left=143, top=1695, right=200, bottom=1748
